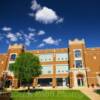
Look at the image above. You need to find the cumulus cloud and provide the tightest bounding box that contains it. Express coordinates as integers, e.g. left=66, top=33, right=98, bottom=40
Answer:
left=43, top=36, right=61, bottom=45
left=25, top=38, right=31, bottom=46
left=35, top=7, right=58, bottom=24
left=16, top=32, right=22, bottom=37
left=16, top=32, right=23, bottom=40
left=29, top=13, right=35, bottom=17
left=29, top=33, right=35, bottom=39
left=6, top=32, right=17, bottom=42
left=31, top=0, right=41, bottom=11
left=1, top=26, right=61, bottom=47
left=37, top=30, right=45, bottom=35
left=56, top=18, right=64, bottom=24
left=2, top=26, right=12, bottom=31
left=28, top=27, right=36, bottom=32
left=37, top=43, right=45, bottom=48
left=29, top=0, right=63, bottom=24
left=23, top=32, right=35, bottom=46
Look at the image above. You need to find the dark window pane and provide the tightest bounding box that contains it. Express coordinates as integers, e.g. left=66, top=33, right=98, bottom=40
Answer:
left=75, top=60, right=82, bottom=68
left=75, top=50, right=81, bottom=58
left=10, top=54, right=16, bottom=61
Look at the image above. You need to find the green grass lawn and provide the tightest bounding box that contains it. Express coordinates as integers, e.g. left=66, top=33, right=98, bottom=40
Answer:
left=11, top=90, right=90, bottom=100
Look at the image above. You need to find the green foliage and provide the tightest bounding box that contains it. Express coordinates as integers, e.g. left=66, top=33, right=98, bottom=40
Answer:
left=10, top=52, right=42, bottom=84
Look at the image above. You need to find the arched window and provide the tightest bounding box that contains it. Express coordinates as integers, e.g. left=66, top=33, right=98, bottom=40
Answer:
left=75, top=50, right=81, bottom=58
left=10, top=54, right=16, bottom=61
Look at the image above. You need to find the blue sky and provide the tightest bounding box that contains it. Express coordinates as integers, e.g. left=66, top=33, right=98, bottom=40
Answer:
left=0, top=0, right=100, bottom=53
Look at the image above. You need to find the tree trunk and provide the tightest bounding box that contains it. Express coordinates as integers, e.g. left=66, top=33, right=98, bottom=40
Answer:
left=18, top=79, right=21, bottom=88
left=27, top=84, right=30, bottom=92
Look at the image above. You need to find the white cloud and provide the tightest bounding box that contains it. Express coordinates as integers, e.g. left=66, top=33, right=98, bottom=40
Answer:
left=37, top=30, right=45, bottom=35
left=24, top=32, right=35, bottom=46
left=16, top=32, right=23, bottom=40
left=28, top=33, right=35, bottom=39
left=56, top=18, right=64, bottom=24
left=16, top=32, right=22, bottom=37
left=29, top=0, right=63, bottom=24
left=31, top=0, right=41, bottom=11
left=25, top=38, right=31, bottom=46
left=2, top=26, right=12, bottom=31
left=35, top=7, right=58, bottom=24
left=37, top=43, right=45, bottom=48
left=28, top=27, right=36, bottom=32
left=43, top=36, right=61, bottom=45
left=29, top=13, right=34, bottom=17
left=6, top=33, right=17, bottom=42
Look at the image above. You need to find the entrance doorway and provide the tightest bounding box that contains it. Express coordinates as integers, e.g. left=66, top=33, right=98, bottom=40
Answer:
left=77, top=74, right=84, bottom=86
left=5, top=79, right=12, bottom=88
left=56, top=78, right=63, bottom=86
left=38, top=78, right=52, bottom=86
left=56, top=78, right=69, bottom=86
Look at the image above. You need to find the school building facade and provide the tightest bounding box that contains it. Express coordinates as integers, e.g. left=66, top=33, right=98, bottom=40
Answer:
left=0, top=39, right=100, bottom=88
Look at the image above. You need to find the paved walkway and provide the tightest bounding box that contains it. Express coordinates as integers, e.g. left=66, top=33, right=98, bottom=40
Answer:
left=81, top=88, right=100, bottom=100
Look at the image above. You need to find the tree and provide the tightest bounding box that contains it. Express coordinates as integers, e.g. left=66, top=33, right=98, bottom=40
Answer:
left=10, top=52, right=42, bottom=91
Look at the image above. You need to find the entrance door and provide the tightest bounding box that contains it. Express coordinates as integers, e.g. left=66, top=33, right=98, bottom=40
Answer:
left=56, top=78, right=68, bottom=86
left=5, top=79, right=12, bottom=88
left=56, top=78, right=63, bottom=86
left=38, top=78, right=52, bottom=86
left=77, top=74, right=84, bottom=86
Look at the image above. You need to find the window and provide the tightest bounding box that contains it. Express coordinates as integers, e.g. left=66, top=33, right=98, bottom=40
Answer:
left=56, top=53, right=68, bottom=61
left=58, top=70, right=60, bottom=73
left=62, top=58, right=64, bottom=60
left=42, top=65, right=53, bottom=74
left=56, top=64, right=69, bottom=74
left=58, top=58, right=60, bottom=60
left=49, top=58, right=51, bottom=61
left=48, top=71, right=51, bottom=74
left=75, top=60, right=82, bottom=68
left=75, top=50, right=81, bottom=58
left=10, top=54, right=16, bottom=61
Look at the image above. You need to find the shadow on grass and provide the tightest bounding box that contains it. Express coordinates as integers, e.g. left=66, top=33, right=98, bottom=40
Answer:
left=95, top=89, right=100, bottom=95
left=18, top=88, right=44, bottom=93
left=0, top=92, right=11, bottom=100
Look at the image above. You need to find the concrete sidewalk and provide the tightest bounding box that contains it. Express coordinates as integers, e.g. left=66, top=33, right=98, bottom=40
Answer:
left=81, top=88, right=100, bottom=100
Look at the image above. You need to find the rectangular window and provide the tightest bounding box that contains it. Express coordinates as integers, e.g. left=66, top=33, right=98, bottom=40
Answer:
left=75, top=60, right=82, bottom=68
left=56, top=64, right=69, bottom=74
left=56, top=53, right=68, bottom=61
left=42, top=65, right=53, bottom=74
left=39, top=54, right=53, bottom=62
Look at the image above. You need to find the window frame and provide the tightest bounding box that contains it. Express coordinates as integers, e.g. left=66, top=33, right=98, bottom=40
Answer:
left=74, top=49, right=81, bottom=58
left=75, top=60, right=83, bottom=68
left=10, top=53, right=17, bottom=61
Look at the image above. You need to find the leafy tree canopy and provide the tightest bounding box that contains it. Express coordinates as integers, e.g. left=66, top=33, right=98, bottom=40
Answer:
left=10, top=52, right=42, bottom=84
